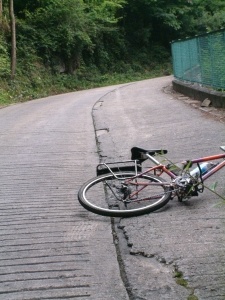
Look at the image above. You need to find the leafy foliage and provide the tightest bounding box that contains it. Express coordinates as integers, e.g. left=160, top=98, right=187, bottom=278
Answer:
left=177, top=0, right=225, bottom=36
left=0, top=0, right=225, bottom=104
left=0, top=34, right=10, bottom=77
left=19, top=0, right=94, bottom=73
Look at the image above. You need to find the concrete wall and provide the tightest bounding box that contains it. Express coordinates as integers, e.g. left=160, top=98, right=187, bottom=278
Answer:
left=173, top=79, right=225, bottom=108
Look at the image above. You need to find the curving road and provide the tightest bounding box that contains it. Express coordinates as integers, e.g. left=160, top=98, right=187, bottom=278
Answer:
left=0, top=76, right=225, bottom=300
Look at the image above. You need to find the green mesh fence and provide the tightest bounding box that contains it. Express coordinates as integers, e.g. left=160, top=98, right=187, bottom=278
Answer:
left=171, top=29, right=225, bottom=90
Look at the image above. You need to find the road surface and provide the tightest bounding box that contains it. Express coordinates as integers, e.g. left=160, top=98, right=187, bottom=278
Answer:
left=0, top=76, right=224, bottom=299
left=0, top=86, right=129, bottom=300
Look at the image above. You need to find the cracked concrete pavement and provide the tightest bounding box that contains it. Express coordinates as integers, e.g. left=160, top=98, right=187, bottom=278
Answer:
left=0, top=75, right=224, bottom=300
left=93, top=76, right=225, bottom=300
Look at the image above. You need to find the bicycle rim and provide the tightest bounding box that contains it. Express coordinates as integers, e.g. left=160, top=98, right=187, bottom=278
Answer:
left=78, top=172, right=171, bottom=217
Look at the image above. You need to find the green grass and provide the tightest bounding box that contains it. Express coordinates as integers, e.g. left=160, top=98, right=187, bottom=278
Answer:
left=173, top=269, right=199, bottom=300
left=0, top=62, right=172, bottom=106
left=187, top=295, right=198, bottom=300
left=174, top=270, right=188, bottom=287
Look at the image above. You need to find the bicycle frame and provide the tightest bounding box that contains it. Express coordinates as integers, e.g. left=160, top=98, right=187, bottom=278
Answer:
left=121, top=150, right=225, bottom=202
left=125, top=151, right=225, bottom=184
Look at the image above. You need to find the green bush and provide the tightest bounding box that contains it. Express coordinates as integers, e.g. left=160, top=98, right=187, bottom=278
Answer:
left=0, top=35, right=10, bottom=78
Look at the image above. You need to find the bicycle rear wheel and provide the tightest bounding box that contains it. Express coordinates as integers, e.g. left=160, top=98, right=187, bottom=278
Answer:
left=78, top=172, right=171, bottom=217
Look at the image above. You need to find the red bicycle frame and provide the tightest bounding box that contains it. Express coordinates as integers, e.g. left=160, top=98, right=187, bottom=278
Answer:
left=127, top=151, right=225, bottom=183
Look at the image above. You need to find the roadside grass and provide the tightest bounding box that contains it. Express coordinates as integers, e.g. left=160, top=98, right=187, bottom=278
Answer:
left=0, top=62, right=172, bottom=107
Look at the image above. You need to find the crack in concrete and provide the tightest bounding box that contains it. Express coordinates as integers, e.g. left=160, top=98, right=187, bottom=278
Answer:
left=111, top=219, right=136, bottom=300
left=117, top=222, right=198, bottom=300
left=92, top=91, right=133, bottom=299
left=118, top=224, right=172, bottom=263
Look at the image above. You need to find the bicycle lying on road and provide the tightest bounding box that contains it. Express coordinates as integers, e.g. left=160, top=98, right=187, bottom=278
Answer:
left=78, top=146, right=225, bottom=217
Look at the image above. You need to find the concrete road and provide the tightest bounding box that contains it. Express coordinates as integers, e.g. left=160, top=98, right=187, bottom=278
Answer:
left=0, top=87, right=129, bottom=300
left=0, top=76, right=224, bottom=300
left=94, top=76, right=225, bottom=300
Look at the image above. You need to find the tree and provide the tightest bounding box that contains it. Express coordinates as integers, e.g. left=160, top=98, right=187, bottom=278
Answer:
left=19, top=0, right=125, bottom=74
left=187, top=0, right=225, bottom=33
left=5, top=0, right=225, bottom=80
left=20, top=0, right=94, bottom=73
left=9, top=0, right=16, bottom=79
left=0, top=0, right=2, bottom=17
left=121, top=0, right=193, bottom=48
left=82, top=0, right=126, bottom=71
left=0, top=0, right=3, bottom=28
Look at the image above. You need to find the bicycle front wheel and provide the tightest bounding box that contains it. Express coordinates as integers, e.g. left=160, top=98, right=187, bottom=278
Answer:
left=78, top=172, right=171, bottom=217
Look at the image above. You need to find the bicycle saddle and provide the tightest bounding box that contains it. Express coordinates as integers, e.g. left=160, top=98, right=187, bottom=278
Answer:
left=131, top=147, right=167, bottom=161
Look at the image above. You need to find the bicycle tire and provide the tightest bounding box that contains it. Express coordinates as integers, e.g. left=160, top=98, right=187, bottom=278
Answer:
left=78, top=172, right=171, bottom=217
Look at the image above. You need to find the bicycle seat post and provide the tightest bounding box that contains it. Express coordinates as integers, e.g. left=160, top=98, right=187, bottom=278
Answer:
left=145, top=153, right=161, bottom=165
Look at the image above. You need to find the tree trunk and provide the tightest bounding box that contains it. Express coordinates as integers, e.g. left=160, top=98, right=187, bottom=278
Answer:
left=0, top=0, right=2, bottom=28
left=9, top=0, right=16, bottom=79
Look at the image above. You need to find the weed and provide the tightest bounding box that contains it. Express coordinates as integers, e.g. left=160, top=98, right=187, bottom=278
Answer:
left=174, top=270, right=188, bottom=287
left=173, top=268, right=199, bottom=300
left=0, top=62, right=172, bottom=106
left=187, top=295, right=198, bottom=300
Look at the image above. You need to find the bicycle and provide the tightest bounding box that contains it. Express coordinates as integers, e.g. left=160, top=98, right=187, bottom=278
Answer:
left=78, top=146, right=225, bottom=217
